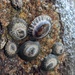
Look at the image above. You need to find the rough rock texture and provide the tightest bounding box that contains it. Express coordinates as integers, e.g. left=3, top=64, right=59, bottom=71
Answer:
left=0, top=0, right=65, bottom=75
left=54, top=0, right=75, bottom=75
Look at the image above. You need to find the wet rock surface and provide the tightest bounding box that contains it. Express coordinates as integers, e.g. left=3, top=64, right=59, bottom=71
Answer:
left=0, top=0, right=67, bottom=75
left=11, top=0, right=23, bottom=10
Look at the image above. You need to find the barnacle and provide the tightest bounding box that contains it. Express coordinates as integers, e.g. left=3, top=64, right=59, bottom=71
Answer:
left=8, top=17, right=27, bottom=41
left=41, top=54, right=58, bottom=71
left=4, top=41, right=18, bottom=58
left=18, top=41, right=41, bottom=61
left=52, top=42, right=64, bottom=55
left=29, top=15, right=52, bottom=39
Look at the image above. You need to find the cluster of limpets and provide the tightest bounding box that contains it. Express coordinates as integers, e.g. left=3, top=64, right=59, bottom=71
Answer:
left=0, top=0, right=65, bottom=71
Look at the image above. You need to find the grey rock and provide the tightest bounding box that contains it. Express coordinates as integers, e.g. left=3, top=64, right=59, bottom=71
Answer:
left=54, top=0, right=75, bottom=75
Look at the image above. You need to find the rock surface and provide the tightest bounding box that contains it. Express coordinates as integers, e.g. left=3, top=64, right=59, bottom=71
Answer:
left=54, top=0, right=75, bottom=75
left=0, top=0, right=74, bottom=75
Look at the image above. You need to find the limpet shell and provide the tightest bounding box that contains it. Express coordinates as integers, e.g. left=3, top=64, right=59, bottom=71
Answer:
left=8, top=17, right=27, bottom=41
left=11, top=0, right=23, bottom=10
left=0, top=37, right=7, bottom=50
left=18, top=41, right=41, bottom=61
left=41, top=54, right=58, bottom=71
left=29, top=15, right=52, bottom=39
left=4, top=41, right=18, bottom=58
left=52, top=42, right=64, bottom=55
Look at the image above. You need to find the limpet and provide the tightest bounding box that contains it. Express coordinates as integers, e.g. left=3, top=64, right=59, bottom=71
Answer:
left=18, top=41, right=41, bottom=61
left=29, top=15, right=52, bottom=39
left=8, top=17, right=27, bottom=41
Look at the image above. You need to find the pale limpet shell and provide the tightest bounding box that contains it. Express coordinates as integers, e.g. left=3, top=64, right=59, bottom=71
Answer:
left=5, top=41, right=18, bottom=58
left=8, top=17, right=27, bottom=41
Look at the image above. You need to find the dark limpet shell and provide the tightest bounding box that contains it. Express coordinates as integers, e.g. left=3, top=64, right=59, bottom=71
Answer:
left=11, top=0, right=23, bottom=10
left=8, top=17, right=27, bottom=41
left=41, top=54, right=58, bottom=71
left=52, top=42, right=64, bottom=55
left=18, top=41, right=41, bottom=61
left=28, top=15, right=52, bottom=39
left=4, top=41, right=18, bottom=58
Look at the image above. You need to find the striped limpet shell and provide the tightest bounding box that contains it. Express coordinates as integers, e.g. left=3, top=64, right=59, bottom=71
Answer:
left=29, top=15, right=52, bottom=39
